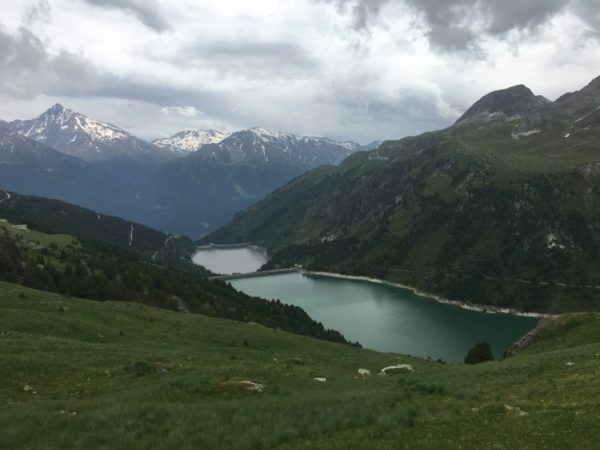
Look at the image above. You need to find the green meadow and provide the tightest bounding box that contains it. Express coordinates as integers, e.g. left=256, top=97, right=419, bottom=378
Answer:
left=1, top=281, right=599, bottom=449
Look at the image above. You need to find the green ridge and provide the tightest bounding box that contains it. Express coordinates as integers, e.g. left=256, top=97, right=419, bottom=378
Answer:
left=207, top=79, right=600, bottom=314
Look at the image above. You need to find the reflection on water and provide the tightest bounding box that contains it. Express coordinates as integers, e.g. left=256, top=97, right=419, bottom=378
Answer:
left=232, top=272, right=538, bottom=363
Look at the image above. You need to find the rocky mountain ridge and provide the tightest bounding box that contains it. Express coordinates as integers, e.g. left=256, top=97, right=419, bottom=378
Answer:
left=6, top=104, right=171, bottom=163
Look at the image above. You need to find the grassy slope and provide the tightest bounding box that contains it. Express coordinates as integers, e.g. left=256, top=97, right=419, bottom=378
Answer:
left=0, top=190, right=205, bottom=275
left=2, top=281, right=600, bottom=449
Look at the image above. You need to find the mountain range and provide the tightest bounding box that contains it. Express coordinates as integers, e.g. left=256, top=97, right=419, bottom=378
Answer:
left=6, top=103, right=173, bottom=163
left=0, top=104, right=372, bottom=237
left=207, top=76, right=600, bottom=314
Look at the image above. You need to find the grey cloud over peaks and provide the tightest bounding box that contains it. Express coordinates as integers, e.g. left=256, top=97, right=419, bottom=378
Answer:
left=572, top=0, right=600, bottom=31
left=0, top=26, right=96, bottom=99
left=81, top=0, right=170, bottom=32
left=0, top=25, right=232, bottom=118
left=406, top=0, right=569, bottom=52
left=319, top=0, right=582, bottom=52
left=174, top=39, right=317, bottom=78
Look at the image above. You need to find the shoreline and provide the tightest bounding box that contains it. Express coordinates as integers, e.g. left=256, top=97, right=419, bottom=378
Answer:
left=189, top=246, right=550, bottom=319
left=301, top=270, right=551, bottom=319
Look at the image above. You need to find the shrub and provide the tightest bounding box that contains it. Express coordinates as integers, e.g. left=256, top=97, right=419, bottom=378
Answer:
left=464, top=342, right=494, bottom=364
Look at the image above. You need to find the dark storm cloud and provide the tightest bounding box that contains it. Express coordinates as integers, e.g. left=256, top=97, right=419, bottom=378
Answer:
left=572, top=0, right=600, bottom=32
left=319, top=0, right=585, bottom=51
left=81, top=0, right=170, bottom=32
left=0, top=26, right=233, bottom=118
left=0, top=26, right=96, bottom=99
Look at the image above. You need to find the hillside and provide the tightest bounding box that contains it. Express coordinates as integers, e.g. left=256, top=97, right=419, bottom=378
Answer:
left=207, top=77, right=600, bottom=314
left=1, top=281, right=600, bottom=449
left=0, top=189, right=203, bottom=274
left=0, top=196, right=351, bottom=346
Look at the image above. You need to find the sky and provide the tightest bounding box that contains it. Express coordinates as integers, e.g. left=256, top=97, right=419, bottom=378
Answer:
left=1, top=0, right=600, bottom=143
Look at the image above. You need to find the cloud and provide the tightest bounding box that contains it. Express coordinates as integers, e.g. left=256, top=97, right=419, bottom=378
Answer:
left=324, top=0, right=389, bottom=30
left=572, top=0, right=600, bottom=32
left=1, top=0, right=600, bottom=143
left=81, top=0, right=170, bottom=32
left=0, top=26, right=95, bottom=99
left=160, top=106, right=204, bottom=117
left=0, top=25, right=233, bottom=119
left=319, top=0, right=576, bottom=52
left=22, top=0, right=51, bottom=27
left=172, top=39, right=317, bottom=79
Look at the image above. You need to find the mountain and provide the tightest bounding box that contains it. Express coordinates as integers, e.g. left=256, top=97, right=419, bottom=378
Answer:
left=1, top=105, right=372, bottom=238
left=153, top=129, right=230, bottom=154
left=455, top=84, right=550, bottom=124
left=156, top=127, right=367, bottom=164
left=0, top=188, right=165, bottom=253
left=0, top=191, right=351, bottom=345
left=7, top=104, right=172, bottom=162
left=0, top=128, right=166, bottom=234
left=207, top=76, right=600, bottom=314
left=0, top=127, right=85, bottom=170
left=0, top=188, right=208, bottom=275
left=197, top=127, right=364, bottom=166
left=151, top=127, right=368, bottom=236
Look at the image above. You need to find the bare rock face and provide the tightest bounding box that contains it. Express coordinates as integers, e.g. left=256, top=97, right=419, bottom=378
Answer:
left=504, top=316, right=561, bottom=357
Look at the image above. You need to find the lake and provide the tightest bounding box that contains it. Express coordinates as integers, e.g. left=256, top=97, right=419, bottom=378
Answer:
left=194, top=247, right=539, bottom=362
left=192, top=246, right=268, bottom=274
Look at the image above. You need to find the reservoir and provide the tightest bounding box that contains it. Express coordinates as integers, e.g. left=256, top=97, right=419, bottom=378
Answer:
left=232, top=273, right=538, bottom=362
left=195, top=247, right=539, bottom=362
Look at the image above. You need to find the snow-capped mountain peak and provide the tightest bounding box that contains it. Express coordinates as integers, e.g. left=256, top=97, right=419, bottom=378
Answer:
left=183, top=127, right=364, bottom=167
left=248, top=127, right=286, bottom=140
left=20, top=103, right=129, bottom=143
left=7, top=104, right=171, bottom=162
left=153, top=129, right=230, bottom=153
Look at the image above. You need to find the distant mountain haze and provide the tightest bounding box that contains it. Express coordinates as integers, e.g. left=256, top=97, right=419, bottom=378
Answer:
left=0, top=104, right=369, bottom=237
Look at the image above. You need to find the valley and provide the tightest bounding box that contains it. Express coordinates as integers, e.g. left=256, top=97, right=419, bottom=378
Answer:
left=190, top=246, right=538, bottom=362
left=208, top=78, right=600, bottom=315
left=3, top=2, right=600, bottom=448
left=0, top=79, right=599, bottom=446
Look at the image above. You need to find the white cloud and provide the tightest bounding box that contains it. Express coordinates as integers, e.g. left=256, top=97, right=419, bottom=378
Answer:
left=0, top=0, right=599, bottom=142
left=160, top=105, right=204, bottom=117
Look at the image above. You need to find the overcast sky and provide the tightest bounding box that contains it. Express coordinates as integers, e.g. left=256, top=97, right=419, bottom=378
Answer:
left=1, top=0, right=600, bottom=143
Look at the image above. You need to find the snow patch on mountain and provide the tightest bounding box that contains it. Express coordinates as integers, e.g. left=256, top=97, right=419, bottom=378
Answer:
left=249, top=127, right=285, bottom=140
left=7, top=104, right=170, bottom=162
left=18, top=104, right=128, bottom=143
left=153, top=129, right=230, bottom=153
